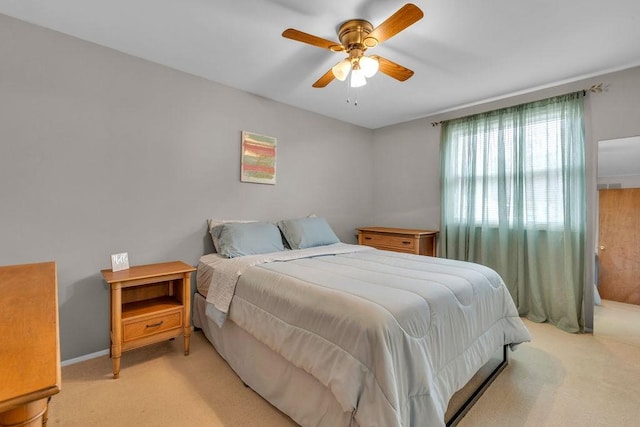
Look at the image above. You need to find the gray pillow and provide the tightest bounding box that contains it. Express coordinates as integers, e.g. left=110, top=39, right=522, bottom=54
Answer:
left=277, top=217, right=340, bottom=250
left=211, top=221, right=284, bottom=258
left=207, top=219, right=255, bottom=253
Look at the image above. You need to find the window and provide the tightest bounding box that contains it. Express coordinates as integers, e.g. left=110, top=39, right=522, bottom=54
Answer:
left=442, top=97, right=584, bottom=230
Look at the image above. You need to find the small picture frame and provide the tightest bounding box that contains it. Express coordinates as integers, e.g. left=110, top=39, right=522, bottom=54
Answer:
left=110, top=252, right=130, bottom=272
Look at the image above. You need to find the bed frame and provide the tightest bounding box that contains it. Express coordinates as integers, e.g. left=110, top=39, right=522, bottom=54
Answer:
left=445, top=345, right=508, bottom=426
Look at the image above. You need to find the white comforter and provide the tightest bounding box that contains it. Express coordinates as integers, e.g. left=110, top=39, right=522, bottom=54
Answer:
left=198, top=244, right=531, bottom=426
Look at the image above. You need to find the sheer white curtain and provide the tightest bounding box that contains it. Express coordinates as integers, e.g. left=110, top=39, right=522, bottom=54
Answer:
left=440, top=93, right=586, bottom=332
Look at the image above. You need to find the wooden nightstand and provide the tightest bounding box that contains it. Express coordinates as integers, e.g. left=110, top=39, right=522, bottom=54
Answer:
left=101, top=261, right=196, bottom=379
left=357, top=227, right=438, bottom=256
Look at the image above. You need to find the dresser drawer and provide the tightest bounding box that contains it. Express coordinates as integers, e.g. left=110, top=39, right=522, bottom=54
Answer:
left=361, top=233, right=416, bottom=251
left=123, top=310, right=182, bottom=342
left=357, top=227, right=438, bottom=256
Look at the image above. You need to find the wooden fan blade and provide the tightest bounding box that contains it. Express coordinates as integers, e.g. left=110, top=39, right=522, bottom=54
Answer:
left=282, top=28, right=344, bottom=51
left=374, top=56, right=414, bottom=81
left=312, top=68, right=336, bottom=88
left=365, top=3, right=424, bottom=46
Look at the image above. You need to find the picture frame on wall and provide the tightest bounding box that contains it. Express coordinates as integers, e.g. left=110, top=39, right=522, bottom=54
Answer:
left=241, top=131, right=277, bottom=185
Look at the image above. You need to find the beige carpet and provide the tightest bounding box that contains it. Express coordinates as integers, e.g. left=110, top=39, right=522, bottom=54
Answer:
left=458, top=301, right=640, bottom=426
left=49, top=302, right=640, bottom=426
left=593, top=299, right=640, bottom=348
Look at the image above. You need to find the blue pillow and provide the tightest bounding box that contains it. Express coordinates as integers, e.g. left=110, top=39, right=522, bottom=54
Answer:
left=211, top=222, right=284, bottom=258
left=277, top=217, right=340, bottom=250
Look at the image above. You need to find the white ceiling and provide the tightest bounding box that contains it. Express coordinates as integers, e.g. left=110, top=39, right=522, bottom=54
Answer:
left=2, top=0, right=640, bottom=129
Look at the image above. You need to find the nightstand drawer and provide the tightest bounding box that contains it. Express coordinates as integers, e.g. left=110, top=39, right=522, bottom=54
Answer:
left=361, top=233, right=415, bottom=251
left=123, top=310, right=182, bottom=342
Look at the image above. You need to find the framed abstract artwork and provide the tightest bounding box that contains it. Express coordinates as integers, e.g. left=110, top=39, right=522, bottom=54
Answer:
left=241, top=131, right=277, bottom=184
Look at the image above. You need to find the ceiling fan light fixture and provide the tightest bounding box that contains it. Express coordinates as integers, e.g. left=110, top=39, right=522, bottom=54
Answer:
left=282, top=3, right=424, bottom=89
left=359, top=55, right=379, bottom=78
left=332, top=59, right=351, bottom=81
left=350, top=68, right=367, bottom=88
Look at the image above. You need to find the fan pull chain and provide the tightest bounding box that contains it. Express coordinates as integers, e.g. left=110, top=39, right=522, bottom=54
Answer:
left=346, top=82, right=351, bottom=105
left=346, top=84, right=359, bottom=106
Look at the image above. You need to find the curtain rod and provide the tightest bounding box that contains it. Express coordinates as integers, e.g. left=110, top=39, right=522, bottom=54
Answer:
left=430, top=83, right=604, bottom=127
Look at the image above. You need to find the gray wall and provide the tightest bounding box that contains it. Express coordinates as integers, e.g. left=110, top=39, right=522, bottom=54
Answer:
left=370, top=119, right=442, bottom=231
left=372, top=65, right=640, bottom=331
left=0, top=14, right=374, bottom=360
left=598, top=175, right=640, bottom=188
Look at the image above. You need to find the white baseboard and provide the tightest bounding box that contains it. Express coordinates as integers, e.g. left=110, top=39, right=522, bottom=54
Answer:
left=61, top=349, right=109, bottom=367
left=61, top=327, right=197, bottom=367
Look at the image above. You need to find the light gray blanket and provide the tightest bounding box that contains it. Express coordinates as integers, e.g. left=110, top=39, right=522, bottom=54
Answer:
left=205, top=246, right=531, bottom=426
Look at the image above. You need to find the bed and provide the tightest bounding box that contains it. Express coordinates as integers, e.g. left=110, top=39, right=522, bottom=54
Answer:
left=192, top=218, right=531, bottom=426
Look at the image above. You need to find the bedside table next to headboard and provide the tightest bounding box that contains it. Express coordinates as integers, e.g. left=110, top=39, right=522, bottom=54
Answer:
left=101, top=261, right=196, bottom=379
left=357, top=227, right=438, bottom=256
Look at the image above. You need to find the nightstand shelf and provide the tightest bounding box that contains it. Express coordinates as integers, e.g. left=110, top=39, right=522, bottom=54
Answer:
left=101, top=261, right=196, bottom=379
left=122, top=296, right=183, bottom=318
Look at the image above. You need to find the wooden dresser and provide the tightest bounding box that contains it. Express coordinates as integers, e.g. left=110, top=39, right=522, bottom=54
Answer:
left=0, top=262, right=60, bottom=427
left=357, top=227, right=438, bottom=256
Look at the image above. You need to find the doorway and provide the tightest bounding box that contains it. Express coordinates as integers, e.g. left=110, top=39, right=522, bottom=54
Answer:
left=595, top=136, right=640, bottom=340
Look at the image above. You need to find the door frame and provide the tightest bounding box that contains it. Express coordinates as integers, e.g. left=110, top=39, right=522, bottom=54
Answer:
left=584, top=140, right=595, bottom=333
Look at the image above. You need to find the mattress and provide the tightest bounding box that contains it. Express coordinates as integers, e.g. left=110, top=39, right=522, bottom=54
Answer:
left=195, top=244, right=531, bottom=426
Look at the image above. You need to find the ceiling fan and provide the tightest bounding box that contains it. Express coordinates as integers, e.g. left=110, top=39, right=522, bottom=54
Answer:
left=282, top=3, right=424, bottom=89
